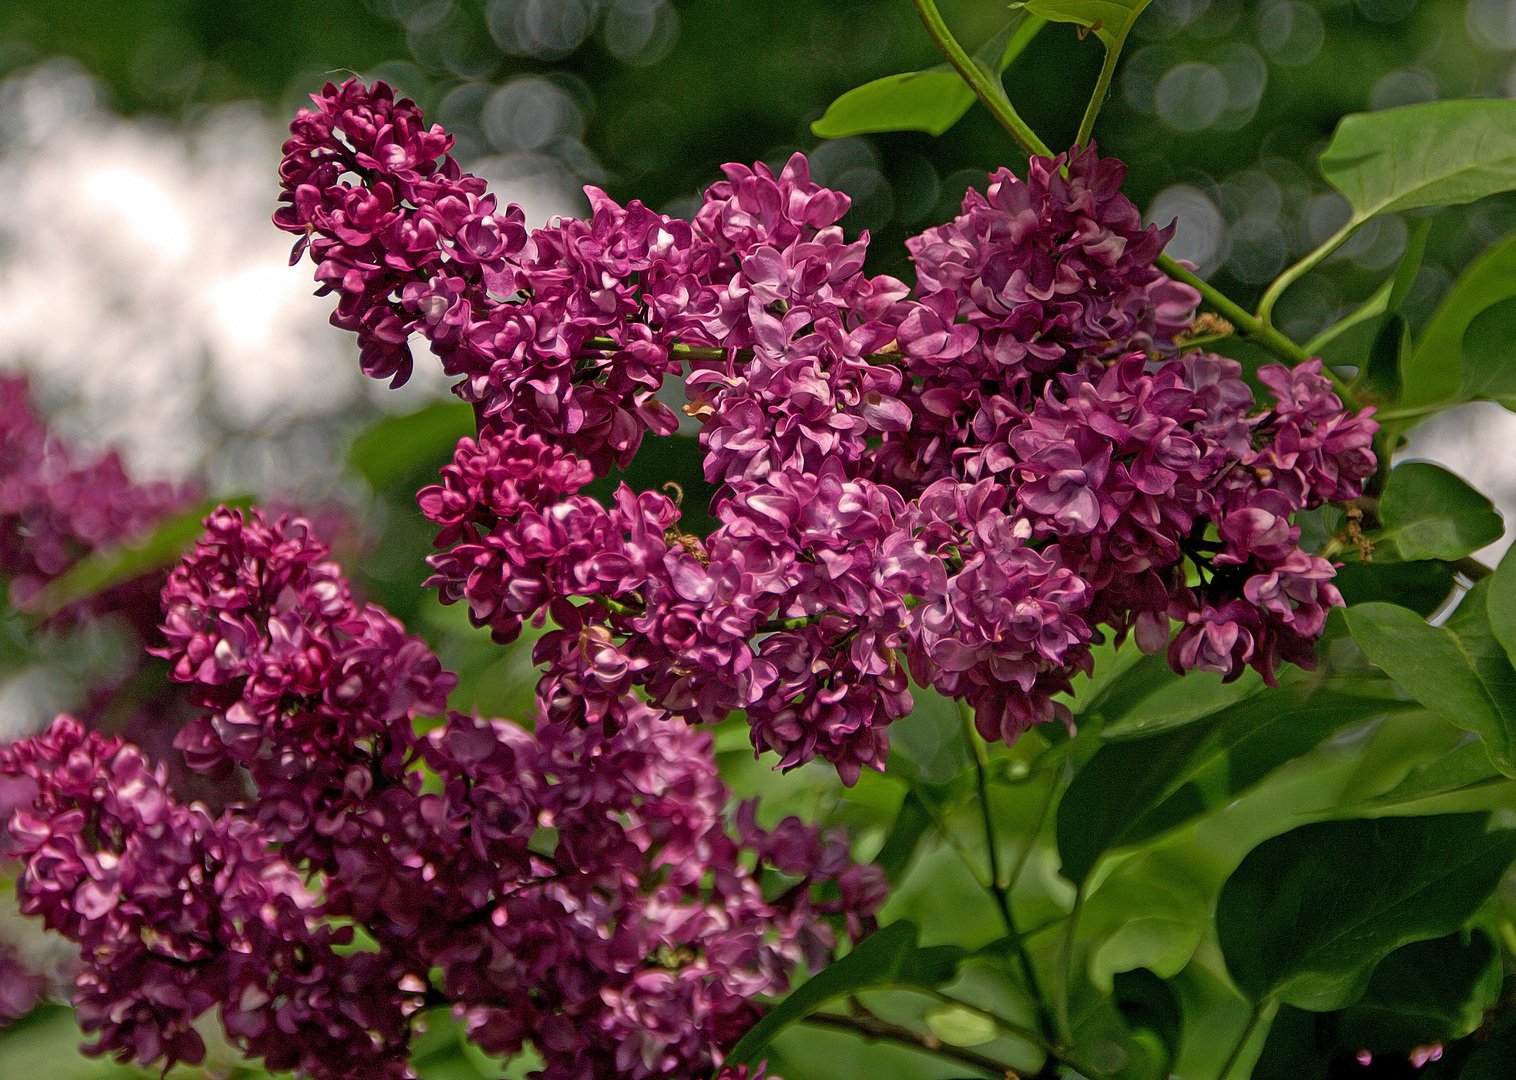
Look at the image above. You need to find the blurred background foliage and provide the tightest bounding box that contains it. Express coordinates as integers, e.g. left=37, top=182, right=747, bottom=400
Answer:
left=4, top=1, right=1516, bottom=1077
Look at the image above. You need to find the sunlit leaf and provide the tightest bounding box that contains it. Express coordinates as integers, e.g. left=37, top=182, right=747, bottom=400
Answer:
left=1023, top=0, right=1152, bottom=48
left=1320, top=100, right=1516, bottom=228
left=812, top=13, right=1042, bottom=138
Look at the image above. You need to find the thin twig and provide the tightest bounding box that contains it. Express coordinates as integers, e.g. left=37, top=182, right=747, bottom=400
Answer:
left=805, top=1009, right=1021, bottom=1078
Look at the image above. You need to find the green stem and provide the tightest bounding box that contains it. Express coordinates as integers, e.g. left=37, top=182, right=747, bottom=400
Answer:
left=1218, top=1000, right=1269, bottom=1080
left=909, top=0, right=1052, bottom=158
left=1255, top=219, right=1357, bottom=328
left=927, top=989, right=1106, bottom=1079
left=960, top=705, right=1058, bottom=1047
left=1156, top=255, right=1313, bottom=366
left=1075, top=38, right=1124, bottom=150
left=1374, top=401, right=1444, bottom=423
left=1053, top=889, right=1084, bottom=1042
left=586, top=335, right=726, bottom=361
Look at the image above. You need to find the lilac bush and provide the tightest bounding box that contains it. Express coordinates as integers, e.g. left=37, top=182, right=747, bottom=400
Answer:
left=7, top=3, right=1516, bottom=1077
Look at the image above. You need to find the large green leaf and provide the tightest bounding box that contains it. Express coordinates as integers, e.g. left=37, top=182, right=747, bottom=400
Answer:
left=1373, top=461, right=1503, bottom=562
left=811, top=14, right=1042, bottom=138
left=1336, top=930, right=1502, bottom=1052
left=1023, top=0, right=1152, bottom=48
left=1344, top=597, right=1516, bottom=776
left=1402, top=226, right=1516, bottom=409
left=1320, top=100, right=1516, bottom=228
left=726, top=922, right=965, bottom=1065
left=1056, top=680, right=1403, bottom=885
left=27, top=496, right=251, bottom=619
left=1215, top=814, right=1516, bottom=1010
left=1489, top=544, right=1516, bottom=663
left=1458, top=294, right=1516, bottom=409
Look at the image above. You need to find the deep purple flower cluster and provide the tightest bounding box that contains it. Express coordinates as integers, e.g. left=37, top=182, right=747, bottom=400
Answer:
left=0, top=373, right=194, bottom=626
left=3, top=507, right=881, bottom=1079
left=280, top=80, right=1378, bottom=779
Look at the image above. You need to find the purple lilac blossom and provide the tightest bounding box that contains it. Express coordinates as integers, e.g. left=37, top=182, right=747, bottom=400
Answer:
left=282, top=80, right=1378, bottom=783
left=3, top=507, right=881, bottom=1080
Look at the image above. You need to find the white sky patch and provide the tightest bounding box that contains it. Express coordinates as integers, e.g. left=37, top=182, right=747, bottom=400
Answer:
left=0, top=60, right=573, bottom=493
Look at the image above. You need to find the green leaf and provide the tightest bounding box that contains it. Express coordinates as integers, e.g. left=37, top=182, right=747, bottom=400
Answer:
left=811, top=69, right=975, bottom=138
left=1306, top=277, right=1393, bottom=358
left=1253, top=1005, right=1331, bottom=1080
left=1111, top=969, right=1183, bottom=1076
left=1331, top=559, right=1457, bottom=616
left=872, top=790, right=934, bottom=883
left=1360, top=312, right=1408, bottom=404
left=1320, top=100, right=1516, bottom=228
left=1458, top=1011, right=1516, bottom=1080
left=1373, top=461, right=1503, bottom=562
left=1336, top=930, right=1502, bottom=1052
left=1023, top=0, right=1152, bottom=48
left=28, top=496, right=252, bottom=619
left=923, top=1003, right=998, bottom=1046
left=1056, top=681, right=1403, bottom=885
left=1082, top=850, right=1208, bottom=992
left=1459, top=294, right=1516, bottom=409
left=1345, top=596, right=1516, bottom=776
left=1215, top=814, right=1516, bottom=1010
left=726, top=922, right=965, bottom=1065
left=811, top=13, right=1041, bottom=138
left=1402, top=226, right=1516, bottom=409
left=1384, top=216, right=1433, bottom=317
left=1357, top=738, right=1511, bottom=809
left=348, top=399, right=472, bottom=492
left=1489, top=544, right=1516, bottom=663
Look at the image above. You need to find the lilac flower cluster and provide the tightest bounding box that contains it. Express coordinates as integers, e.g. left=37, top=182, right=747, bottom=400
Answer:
left=280, top=80, right=1377, bottom=779
left=3, top=506, right=879, bottom=1079
left=1, top=373, right=194, bottom=627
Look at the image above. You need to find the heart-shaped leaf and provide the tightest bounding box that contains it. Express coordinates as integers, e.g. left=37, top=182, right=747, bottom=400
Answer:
left=1373, top=462, right=1503, bottom=562
left=1216, top=814, right=1516, bottom=1010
